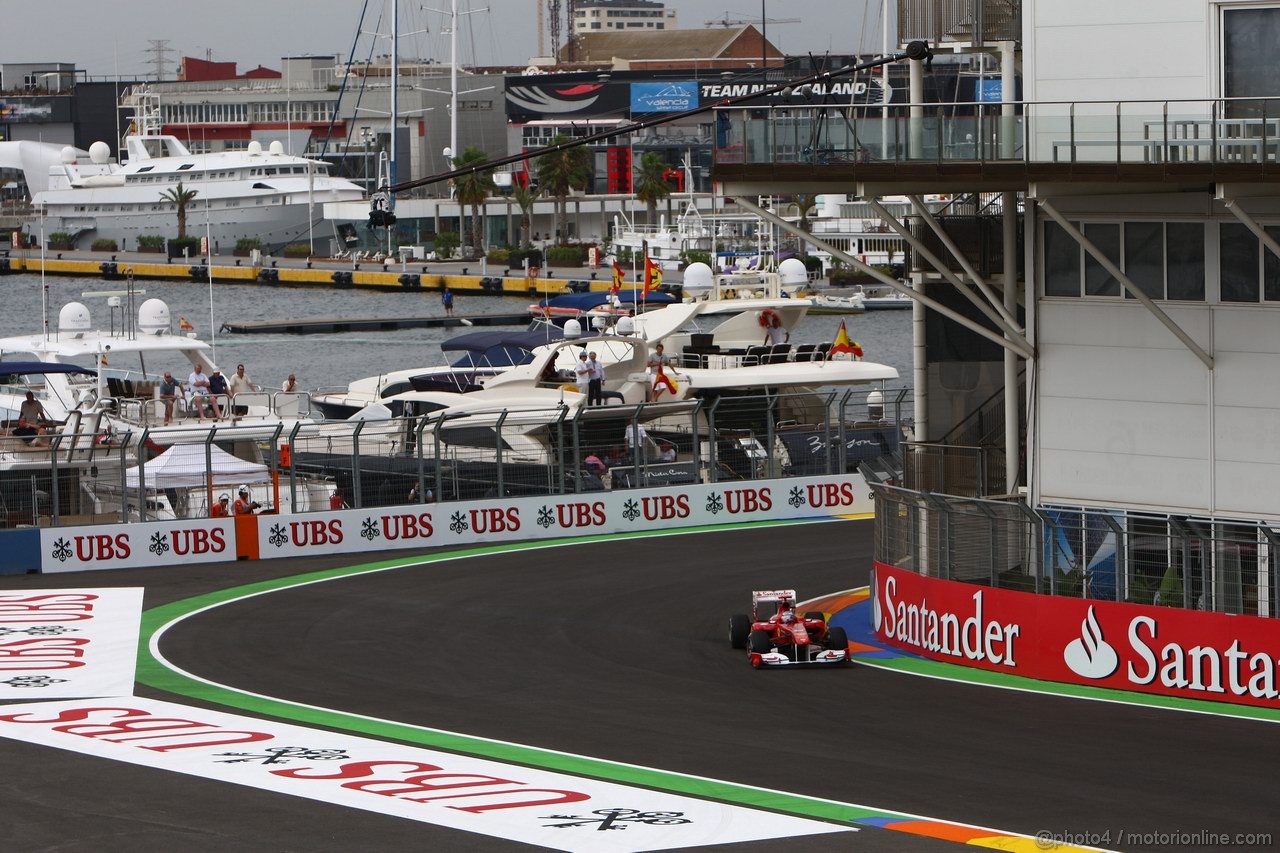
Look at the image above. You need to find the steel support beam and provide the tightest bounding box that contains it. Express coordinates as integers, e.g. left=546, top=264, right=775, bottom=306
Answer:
left=1221, top=197, right=1280, bottom=270
left=907, top=194, right=1023, bottom=331
left=729, top=195, right=1034, bottom=359
left=866, top=198, right=1032, bottom=351
left=1037, top=199, right=1214, bottom=370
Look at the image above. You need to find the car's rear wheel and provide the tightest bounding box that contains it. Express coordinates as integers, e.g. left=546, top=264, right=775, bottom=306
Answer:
left=748, top=629, right=772, bottom=654
left=804, top=610, right=824, bottom=621
left=729, top=614, right=751, bottom=649
left=825, top=626, right=849, bottom=650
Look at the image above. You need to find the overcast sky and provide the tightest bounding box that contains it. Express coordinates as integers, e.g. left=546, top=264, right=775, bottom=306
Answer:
left=4, top=1, right=896, bottom=81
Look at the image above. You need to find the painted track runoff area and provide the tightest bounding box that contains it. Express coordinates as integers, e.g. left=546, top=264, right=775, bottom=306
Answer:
left=0, top=520, right=1275, bottom=851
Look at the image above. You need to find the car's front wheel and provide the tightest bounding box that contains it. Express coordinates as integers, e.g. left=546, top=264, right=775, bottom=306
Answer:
left=825, top=626, right=849, bottom=651
left=748, top=629, right=772, bottom=655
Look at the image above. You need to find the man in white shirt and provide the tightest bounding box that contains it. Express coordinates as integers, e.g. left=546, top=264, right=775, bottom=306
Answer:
left=574, top=351, right=591, bottom=397
left=624, top=421, right=649, bottom=453
left=187, top=364, right=219, bottom=422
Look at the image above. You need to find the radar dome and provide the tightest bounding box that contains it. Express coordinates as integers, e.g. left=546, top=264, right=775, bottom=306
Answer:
left=138, top=299, right=172, bottom=335
left=682, top=262, right=713, bottom=296
left=563, top=318, right=583, bottom=339
left=89, top=141, right=111, bottom=164
left=60, top=146, right=78, bottom=164
left=268, top=140, right=284, bottom=156
left=58, top=302, right=91, bottom=334
left=247, top=140, right=263, bottom=156
left=779, top=257, right=809, bottom=286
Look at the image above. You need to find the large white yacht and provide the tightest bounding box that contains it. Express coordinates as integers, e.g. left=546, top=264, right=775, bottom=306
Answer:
left=0, top=94, right=365, bottom=252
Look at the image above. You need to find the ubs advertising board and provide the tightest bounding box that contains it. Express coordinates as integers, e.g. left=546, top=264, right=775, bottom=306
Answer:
left=256, top=474, right=871, bottom=558
left=873, top=562, right=1280, bottom=710
left=26, top=476, right=870, bottom=572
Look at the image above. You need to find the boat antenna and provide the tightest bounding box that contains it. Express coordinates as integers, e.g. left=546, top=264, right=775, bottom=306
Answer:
left=38, top=202, right=48, bottom=343
left=203, top=125, right=216, bottom=360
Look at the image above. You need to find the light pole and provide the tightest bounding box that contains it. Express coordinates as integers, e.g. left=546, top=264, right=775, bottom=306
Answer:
left=360, top=126, right=375, bottom=195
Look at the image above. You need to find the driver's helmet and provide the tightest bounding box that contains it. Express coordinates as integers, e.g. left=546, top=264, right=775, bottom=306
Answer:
left=781, top=609, right=797, bottom=624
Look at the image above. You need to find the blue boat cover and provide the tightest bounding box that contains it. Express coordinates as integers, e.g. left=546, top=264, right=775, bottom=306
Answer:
left=534, top=289, right=677, bottom=310
left=0, top=361, right=97, bottom=379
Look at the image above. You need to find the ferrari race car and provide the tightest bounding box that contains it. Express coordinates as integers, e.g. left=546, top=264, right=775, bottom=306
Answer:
left=729, top=589, right=850, bottom=668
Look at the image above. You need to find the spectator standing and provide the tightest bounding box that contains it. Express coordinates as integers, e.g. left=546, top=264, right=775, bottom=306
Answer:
left=574, top=351, right=591, bottom=397
left=211, top=494, right=230, bottom=517
left=442, top=286, right=455, bottom=317
left=587, top=351, right=604, bottom=406
left=227, top=363, right=256, bottom=416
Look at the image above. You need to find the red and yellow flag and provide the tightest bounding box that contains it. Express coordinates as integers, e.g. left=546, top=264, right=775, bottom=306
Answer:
left=179, top=316, right=195, bottom=332
left=611, top=261, right=625, bottom=294
left=643, top=256, right=662, bottom=294
left=830, top=320, right=863, bottom=358
left=652, top=363, right=678, bottom=399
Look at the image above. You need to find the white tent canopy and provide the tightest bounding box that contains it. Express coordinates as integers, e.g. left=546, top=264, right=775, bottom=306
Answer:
left=124, top=443, right=269, bottom=490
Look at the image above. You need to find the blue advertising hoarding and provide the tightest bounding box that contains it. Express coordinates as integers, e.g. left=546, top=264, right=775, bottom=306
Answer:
left=630, top=82, right=698, bottom=113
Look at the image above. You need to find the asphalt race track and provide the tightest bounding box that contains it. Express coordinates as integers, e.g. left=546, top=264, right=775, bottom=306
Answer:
left=1, top=520, right=1277, bottom=852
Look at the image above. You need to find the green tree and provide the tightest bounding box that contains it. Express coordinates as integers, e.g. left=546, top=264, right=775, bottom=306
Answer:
left=536, top=134, right=591, bottom=245
left=512, top=183, right=541, bottom=248
left=451, top=146, right=496, bottom=252
left=634, top=152, right=673, bottom=225
left=159, top=182, right=199, bottom=239
left=791, top=193, right=820, bottom=255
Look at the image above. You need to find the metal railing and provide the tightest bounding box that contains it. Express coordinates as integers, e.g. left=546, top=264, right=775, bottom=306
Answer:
left=898, top=0, right=1022, bottom=46
left=714, top=97, right=1280, bottom=168
left=869, top=482, right=1280, bottom=617
left=1, top=389, right=912, bottom=529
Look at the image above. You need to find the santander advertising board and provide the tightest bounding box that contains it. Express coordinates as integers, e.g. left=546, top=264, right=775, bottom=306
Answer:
left=873, top=563, right=1280, bottom=710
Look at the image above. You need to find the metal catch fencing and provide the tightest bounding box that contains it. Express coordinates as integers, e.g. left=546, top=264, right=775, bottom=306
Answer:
left=2, top=388, right=911, bottom=529
left=868, top=481, right=1280, bottom=618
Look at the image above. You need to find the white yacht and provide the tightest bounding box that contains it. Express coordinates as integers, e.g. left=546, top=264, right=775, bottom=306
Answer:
left=0, top=93, right=365, bottom=252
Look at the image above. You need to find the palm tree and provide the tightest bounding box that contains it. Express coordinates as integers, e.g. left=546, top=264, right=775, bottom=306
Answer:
left=159, top=182, right=199, bottom=240
left=512, top=183, right=541, bottom=247
left=536, top=134, right=591, bottom=244
left=633, top=152, right=673, bottom=226
left=791, top=192, right=820, bottom=256
left=451, top=146, right=496, bottom=253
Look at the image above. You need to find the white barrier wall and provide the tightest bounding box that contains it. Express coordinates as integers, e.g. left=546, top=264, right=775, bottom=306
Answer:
left=31, top=474, right=871, bottom=573
left=255, top=474, right=871, bottom=558
left=40, top=519, right=237, bottom=574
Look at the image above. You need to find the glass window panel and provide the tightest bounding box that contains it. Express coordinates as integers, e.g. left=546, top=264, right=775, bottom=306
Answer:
left=1124, top=221, right=1164, bottom=300
left=1223, top=8, right=1280, bottom=118
left=1166, top=223, right=1205, bottom=301
left=1083, top=223, right=1121, bottom=296
left=1264, top=225, right=1280, bottom=301
left=1219, top=222, right=1259, bottom=302
left=1043, top=220, right=1080, bottom=296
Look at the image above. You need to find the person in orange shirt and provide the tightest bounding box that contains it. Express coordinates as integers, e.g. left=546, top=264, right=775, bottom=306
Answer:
left=211, top=494, right=230, bottom=517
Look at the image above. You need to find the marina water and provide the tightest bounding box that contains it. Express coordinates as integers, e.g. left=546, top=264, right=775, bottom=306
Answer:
left=0, top=273, right=913, bottom=395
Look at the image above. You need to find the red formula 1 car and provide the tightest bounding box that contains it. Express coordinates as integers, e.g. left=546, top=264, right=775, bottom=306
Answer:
left=729, top=589, right=850, bottom=668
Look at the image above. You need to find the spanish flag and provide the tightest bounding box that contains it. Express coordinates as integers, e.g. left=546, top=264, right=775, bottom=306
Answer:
left=830, top=319, right=863, bottom=358
left=611, top=261, right=625, bottom=294
left=179, top=316, right=195, bottom=332
left=643, top=256, right=662, bottom=294
left=652, top=363, right=678, bottom=399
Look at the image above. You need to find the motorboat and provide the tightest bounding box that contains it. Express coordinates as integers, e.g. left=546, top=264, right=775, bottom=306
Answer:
left=527, top=289, right=679, bottom=319
left=309, top=324, right=565, bottom=420
left=805, top=290, right=868, bottom=315
left=0, top=294, right=313, bottom=443
left=0, top=90, right=365, bottom=252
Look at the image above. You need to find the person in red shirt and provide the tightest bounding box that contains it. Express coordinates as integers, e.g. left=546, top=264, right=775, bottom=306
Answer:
left=211, top=494, right=230, bottom=517
left=233, top=485, right=259, bottom=515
